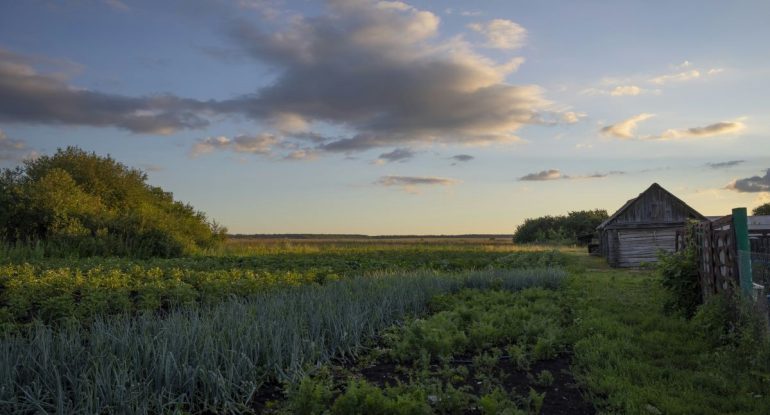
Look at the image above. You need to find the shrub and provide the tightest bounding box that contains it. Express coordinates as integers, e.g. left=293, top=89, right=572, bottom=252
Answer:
left=658, top=246, right=701, bottom=318
left=692, top=291, right=770, bottom=368
left=0, top=147, right=225, bottom=258
left=513, top=210, right=608, bottom=245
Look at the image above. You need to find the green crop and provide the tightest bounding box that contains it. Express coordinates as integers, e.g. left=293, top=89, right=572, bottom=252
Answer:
left=0, top=268, right=565, bottom=414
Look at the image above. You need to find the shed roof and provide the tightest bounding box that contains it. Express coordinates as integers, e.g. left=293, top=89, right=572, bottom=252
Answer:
left=597, top=183, right=705, bottom=230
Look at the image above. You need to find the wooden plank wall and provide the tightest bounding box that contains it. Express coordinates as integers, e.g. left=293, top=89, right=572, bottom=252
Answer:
left=615, top=228, right=677, bottom=267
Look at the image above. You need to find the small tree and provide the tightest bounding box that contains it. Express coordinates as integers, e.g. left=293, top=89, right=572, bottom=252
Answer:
left=0, top=147, right=226, bottom=257
left=753, top=203, right=770, bottom=216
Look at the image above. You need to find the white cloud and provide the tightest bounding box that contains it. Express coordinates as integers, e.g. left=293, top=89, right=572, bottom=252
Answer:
left=610, top=85, right=642, bottom=96
left=561, top=111, right=586, bottom=124
left=600, top=113, right=655, bottom=139
left=468, top=19, right=527, bottom=50
left=648, top=63, right=723, bottom=85
left=190, top=133, right=278, bottom=157
left=649, top=120, right=745, bottom=140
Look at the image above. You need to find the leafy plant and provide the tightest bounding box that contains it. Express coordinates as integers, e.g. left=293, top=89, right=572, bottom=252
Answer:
left=658, top=246, right=701, bottom=318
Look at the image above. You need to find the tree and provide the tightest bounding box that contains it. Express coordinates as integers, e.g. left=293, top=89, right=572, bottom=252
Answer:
left=0, top=147, right=226, bottom=257
left=513, top=209, right=608, bottom=245
left=753, top=203, right=770, bottom=216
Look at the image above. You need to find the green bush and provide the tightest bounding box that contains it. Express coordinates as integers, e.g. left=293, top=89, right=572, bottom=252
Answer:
left=692, top=291, right=770, bottom=368
left=658, top=246, right=701, bottom=318
left=513, top=210, right=607, bottom=245
left=0, top=147, right=225, bottom=258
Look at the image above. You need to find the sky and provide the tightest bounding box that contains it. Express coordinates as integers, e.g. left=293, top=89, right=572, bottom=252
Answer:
left=0, top=0, right=769, bottom=234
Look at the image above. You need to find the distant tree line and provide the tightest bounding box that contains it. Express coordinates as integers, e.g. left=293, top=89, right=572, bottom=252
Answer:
left=513, top=210, right=609, bottom=245
left=0, top=147, right=225, bottom=258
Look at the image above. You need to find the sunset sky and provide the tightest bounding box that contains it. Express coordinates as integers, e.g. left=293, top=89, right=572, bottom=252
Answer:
left=1, top=0, right=769, bottom=234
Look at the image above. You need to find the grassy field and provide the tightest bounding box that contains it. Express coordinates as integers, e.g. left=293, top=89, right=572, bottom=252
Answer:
left=0, top=239, right=768, bottom=414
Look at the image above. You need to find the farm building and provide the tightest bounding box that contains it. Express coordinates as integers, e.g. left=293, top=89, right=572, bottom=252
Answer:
left=597, top=183, right=706, bottom=267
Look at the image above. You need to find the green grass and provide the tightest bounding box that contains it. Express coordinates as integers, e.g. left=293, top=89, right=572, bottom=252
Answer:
left=567, top=255, right=770, bottom=415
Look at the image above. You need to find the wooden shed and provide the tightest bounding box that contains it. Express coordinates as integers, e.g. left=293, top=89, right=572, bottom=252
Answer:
left=597, top=183, right=705, bottom=267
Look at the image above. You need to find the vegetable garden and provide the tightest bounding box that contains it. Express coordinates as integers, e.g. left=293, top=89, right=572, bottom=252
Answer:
left=1, top=240, right=769, bottom=414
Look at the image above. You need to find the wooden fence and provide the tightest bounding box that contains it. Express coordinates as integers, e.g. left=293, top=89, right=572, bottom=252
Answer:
left=677, top=215, right=740, bottom=299
left=676, top=210, right=770, bottom=300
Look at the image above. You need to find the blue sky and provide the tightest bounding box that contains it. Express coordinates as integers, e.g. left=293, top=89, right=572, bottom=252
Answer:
left=0, top=0, right=769, bottom=234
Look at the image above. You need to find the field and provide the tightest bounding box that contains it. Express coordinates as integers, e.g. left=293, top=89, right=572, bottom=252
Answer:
left=1, top=238, right=769, bottom=414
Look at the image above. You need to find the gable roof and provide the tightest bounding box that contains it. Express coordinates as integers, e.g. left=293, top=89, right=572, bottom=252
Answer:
left=597, top=182, right=705, bottom=230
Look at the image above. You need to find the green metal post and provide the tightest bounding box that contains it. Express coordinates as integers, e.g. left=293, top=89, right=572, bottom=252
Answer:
left=732, top=207, right=753, bottom=297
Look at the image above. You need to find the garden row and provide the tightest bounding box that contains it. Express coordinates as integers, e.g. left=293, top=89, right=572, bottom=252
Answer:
left=275, top=287, right=591, bottom=415
left=0, top=268, right=566, bottom=414
left=0, top=249, right=565, bottom=326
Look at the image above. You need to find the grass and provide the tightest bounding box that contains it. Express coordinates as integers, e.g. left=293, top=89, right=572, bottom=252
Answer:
left=567, top=254, right=770, bottom=415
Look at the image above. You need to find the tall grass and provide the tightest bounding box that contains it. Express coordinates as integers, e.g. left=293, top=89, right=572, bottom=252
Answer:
left=0, top=268, right=564, bottom=414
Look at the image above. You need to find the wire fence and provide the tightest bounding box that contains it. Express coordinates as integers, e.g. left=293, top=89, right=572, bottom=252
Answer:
left=739, top=249, right=770, bottom=320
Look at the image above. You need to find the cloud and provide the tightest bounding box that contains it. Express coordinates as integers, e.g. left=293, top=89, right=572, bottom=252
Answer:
left=561, top=111, right=586, bottom=124
left=138, top=163, right=164, bottom=172
left=467, top=19, right=527, bottom=49
left=518, top=168, right=625, bottom=181
left=650, top=121, right=745, bottom=140
left=376, top=148, right=415, bottom=164
left=375, top=175, right=459, bottom=193
left=649, top=69, right=701, bottom=85
left=0, top=129, right=35, bottom=161
left=648, top=63, right=723, bottom=85
left=600, top=113, right=655, bottom=139
left=221, top=1, right=548, bottom=152
left=707, top=160, right=745, bottom=169
left=284, top=149, right=319, bottom=160
left=0, top=48, right=210, bottom=134
left=450, top=154, right=474, bottom=163
left=610, top=85, right=642, bottom=96
left=376, top=175, right=458, bottom=186
left=0, top=2, right=563, bottom=159
left=581, top=85, right=654, bottom=97
left=445, top=8, right=482, bottom=16
left=727, top=169, right=770, bottom=193
left=519, top=169, right=563, bottom=181
left=103, top=0, right=130, bottom=12
left=190, top=133, right=278, bottom=157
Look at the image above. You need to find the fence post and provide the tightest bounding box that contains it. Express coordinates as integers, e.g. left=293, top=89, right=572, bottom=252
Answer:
left=732, top=207, right=753, bottom=296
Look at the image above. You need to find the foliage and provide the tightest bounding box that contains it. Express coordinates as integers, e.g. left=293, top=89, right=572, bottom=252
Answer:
left=753, top=203, right=770, bottom=216
left=569, top=256, right=770, bottom=414
left=692, top=291, right=770, bottom=369
left=387, top=288, right=566, bottom=362
left=0, top=268, right=565, bottom=414
left=282, top=286, right=568, bottom=414
left=658, top=246, right=701, bottom=318
left=0, top=147, right=225, bottom=257
left=330, top=380, right=432, bottom=415
left=512, top=210, right=608, bottom=245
